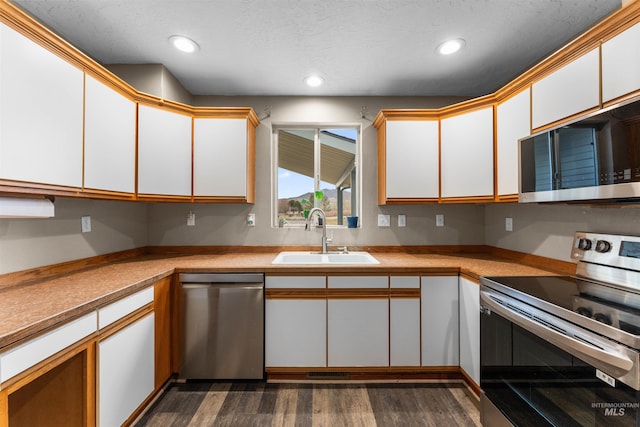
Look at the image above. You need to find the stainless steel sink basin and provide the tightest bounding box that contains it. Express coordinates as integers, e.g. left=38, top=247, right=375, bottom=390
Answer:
left=272, top=251, right=379, bottom=265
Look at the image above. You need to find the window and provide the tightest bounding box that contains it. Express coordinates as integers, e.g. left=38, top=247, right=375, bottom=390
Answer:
left=273, top=125, right=360, bottom=227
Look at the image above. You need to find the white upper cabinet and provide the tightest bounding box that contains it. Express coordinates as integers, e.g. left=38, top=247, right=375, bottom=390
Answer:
left=384, top=120, right=439, bottom=200
left=193, top=118, right=247, bottom=198
left=496, top=88, right=531, bottom=197
left=138, top=105, right=192, bottom=197
left=0, top=23, right=84, bottom=188
left=84, top=75, right=136, bottom=194
left=440, top=107, right=494, bottom=199
left=602, top=22, right=640, bottom=103
left=532, top=48, right=600, bottom=129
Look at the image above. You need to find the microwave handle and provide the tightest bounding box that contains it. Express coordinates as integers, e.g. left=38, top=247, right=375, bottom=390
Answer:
left=480, top=290, right=634, bottom=378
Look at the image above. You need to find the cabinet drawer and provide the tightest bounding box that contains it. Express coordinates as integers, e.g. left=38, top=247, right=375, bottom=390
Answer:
left=390, top=275, right=420, bottom=289
left=328, top=276, right=388, bottom=289
left=0, top=312, right=97, bottom=383
left=265, top=275, right=325, bottom=289
left=98, top=286, right=154, bottom=330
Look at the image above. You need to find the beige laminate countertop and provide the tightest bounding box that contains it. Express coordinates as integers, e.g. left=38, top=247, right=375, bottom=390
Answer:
left=0, top=251, right=564, bottom=350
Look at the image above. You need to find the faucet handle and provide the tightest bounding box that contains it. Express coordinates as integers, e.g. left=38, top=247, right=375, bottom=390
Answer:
left=338, top=246, right=348, bottom=253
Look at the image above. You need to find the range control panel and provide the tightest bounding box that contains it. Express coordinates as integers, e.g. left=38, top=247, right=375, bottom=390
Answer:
left=572, top=232, right=640, bottom=282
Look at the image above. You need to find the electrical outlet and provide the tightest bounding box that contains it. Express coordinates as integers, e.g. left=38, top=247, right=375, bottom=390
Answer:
left=187, top=211, right=195, bottom=226
left=505, top=217, right=513, bottom=232
left=378, top=214, right=390, bottom=227
left=436, top=214, right=444, bottom=227
left=81, top=215, right=91, bottom=233
left=398, top=214, right=406, bottom=227
left=247, top=213, right=256, bottom=227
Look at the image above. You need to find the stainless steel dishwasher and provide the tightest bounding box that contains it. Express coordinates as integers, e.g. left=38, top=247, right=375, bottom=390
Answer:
left=178, top=273, right=264, bottom=380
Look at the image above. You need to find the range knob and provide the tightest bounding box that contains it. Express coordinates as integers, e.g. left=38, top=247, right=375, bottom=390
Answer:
left=594, top=313, right=612, bottom=326
left=576, top=307, right=593, bottom=318
left=595, top=240, right=612, bottom=253
left=577, top=238, right=592, bottom=251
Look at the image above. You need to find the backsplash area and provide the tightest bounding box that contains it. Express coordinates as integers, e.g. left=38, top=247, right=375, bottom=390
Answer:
left=2, top=195, right=640, bottom=274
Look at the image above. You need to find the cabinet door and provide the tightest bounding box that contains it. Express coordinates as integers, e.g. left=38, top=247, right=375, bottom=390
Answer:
left=193, top=118, right=248, bottom=198
left=421, top=276, right=459, bottom=366
left=390, top=276, right=420, bottom=367
left=98, top=313, right=154, bottom=427
left=440, top=107, right=494, bottom=198
left=0, top=23, right=84, bottom=188
left=602, top=22, right=640, bottom=103
left=496, top=88, right=530, bottom=196
left=328, top=298, right=389, bottom=367
left=84, top=75, right=136, bottom=194
left=459, top=277, right=480, bottom=385
left=138, top=105, right=192, bottom=197
left=384, top=120, right=439, bottom=200
left=532, top=49, right=599, bottom=129
left=265, top=299, right=326, bottom=367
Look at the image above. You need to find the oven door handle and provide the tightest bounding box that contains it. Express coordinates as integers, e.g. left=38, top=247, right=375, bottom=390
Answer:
left=480, top=289, right=634, bottom=378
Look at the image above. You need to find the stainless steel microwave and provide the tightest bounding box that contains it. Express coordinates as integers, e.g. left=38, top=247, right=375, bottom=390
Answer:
left=519, top=98, right=640, bottom=203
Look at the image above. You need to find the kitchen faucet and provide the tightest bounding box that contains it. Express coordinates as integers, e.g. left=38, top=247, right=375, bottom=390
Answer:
left=305, top=207, right=331, bottom=253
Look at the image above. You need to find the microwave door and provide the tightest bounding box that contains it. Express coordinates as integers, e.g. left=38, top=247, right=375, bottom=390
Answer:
left=555, top=126, right=598, bottom=190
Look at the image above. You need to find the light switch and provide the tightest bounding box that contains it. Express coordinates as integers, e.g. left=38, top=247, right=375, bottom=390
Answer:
left=505, top=217, right=513, bottom=232
left=436, top=214, right=444, bottom=227
left=398, top=214, right=406, bottom=227
left=187, top=211, right=196, bottom=226
left=81, top=215, right=91, bottom=233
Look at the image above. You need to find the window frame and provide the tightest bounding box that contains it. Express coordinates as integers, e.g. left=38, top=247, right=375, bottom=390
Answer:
left=271, top=122, right=362, bottom=228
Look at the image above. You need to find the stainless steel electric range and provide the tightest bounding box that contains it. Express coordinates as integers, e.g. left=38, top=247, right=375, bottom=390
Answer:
left=480, top=232, right=640, bottom=427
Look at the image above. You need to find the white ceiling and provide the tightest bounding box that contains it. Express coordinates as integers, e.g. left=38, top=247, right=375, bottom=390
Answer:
left=11, top=0, right=622, bottom=97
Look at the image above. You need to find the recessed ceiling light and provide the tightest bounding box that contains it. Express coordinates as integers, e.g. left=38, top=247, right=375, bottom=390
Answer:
left=304, top=75, right=324, bottom=88
left=169, top=35, right=199, bottom=53
left=436, top=38, right=465, bottom=55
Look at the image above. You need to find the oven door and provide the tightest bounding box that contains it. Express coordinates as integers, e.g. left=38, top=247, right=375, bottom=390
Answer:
left=480, top=287, right=640, bottom=427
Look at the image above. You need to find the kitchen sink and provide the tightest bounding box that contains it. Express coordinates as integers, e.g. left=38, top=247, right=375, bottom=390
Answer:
left=272, top=251, right=379, bottom=265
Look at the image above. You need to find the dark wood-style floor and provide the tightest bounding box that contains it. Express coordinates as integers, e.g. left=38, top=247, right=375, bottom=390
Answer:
left=135, top=381, right=482, bottom=426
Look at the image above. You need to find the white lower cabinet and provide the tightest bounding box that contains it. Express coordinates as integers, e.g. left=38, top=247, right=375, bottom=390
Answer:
left=459, top=276, right=480, bottom=385
left=265, top=299, right=326, bottom=367
left=421, top=275, right=459, bottom=366
left=390, top=275, right=420, bottom=367
left=98, top=313, right=155, bottom=427
left=390, top=298, right=420, bottom=366
left=328, top=298, right=389, bottom=367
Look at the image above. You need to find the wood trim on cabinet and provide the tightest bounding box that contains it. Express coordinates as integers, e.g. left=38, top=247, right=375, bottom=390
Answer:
left=135, top=194, right=193, bottom=203
left=326, top=288, right=389, bottom=299
left=246, top=118, right=257, bottom=204
left=154, top=277, right=172, bottom=390
left=0, top=335, right=95, bottom=393
left=389, top=288, right=421, bottom=298
left=439, top=195, right=495, bottom=204
left=494, top=194, right=519, bottom=203
left=376, top=117, right=387, bottom=205
left=265, top=288, right=328, bottom=299
left=384, top=198, right=440, bottom=205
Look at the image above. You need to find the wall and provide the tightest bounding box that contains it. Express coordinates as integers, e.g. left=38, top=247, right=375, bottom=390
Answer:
left=0, top=198, right=147, bottom=274
left=146, top=95, right=487, bottom=247
left=485, top=203, right=640, bottom=262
